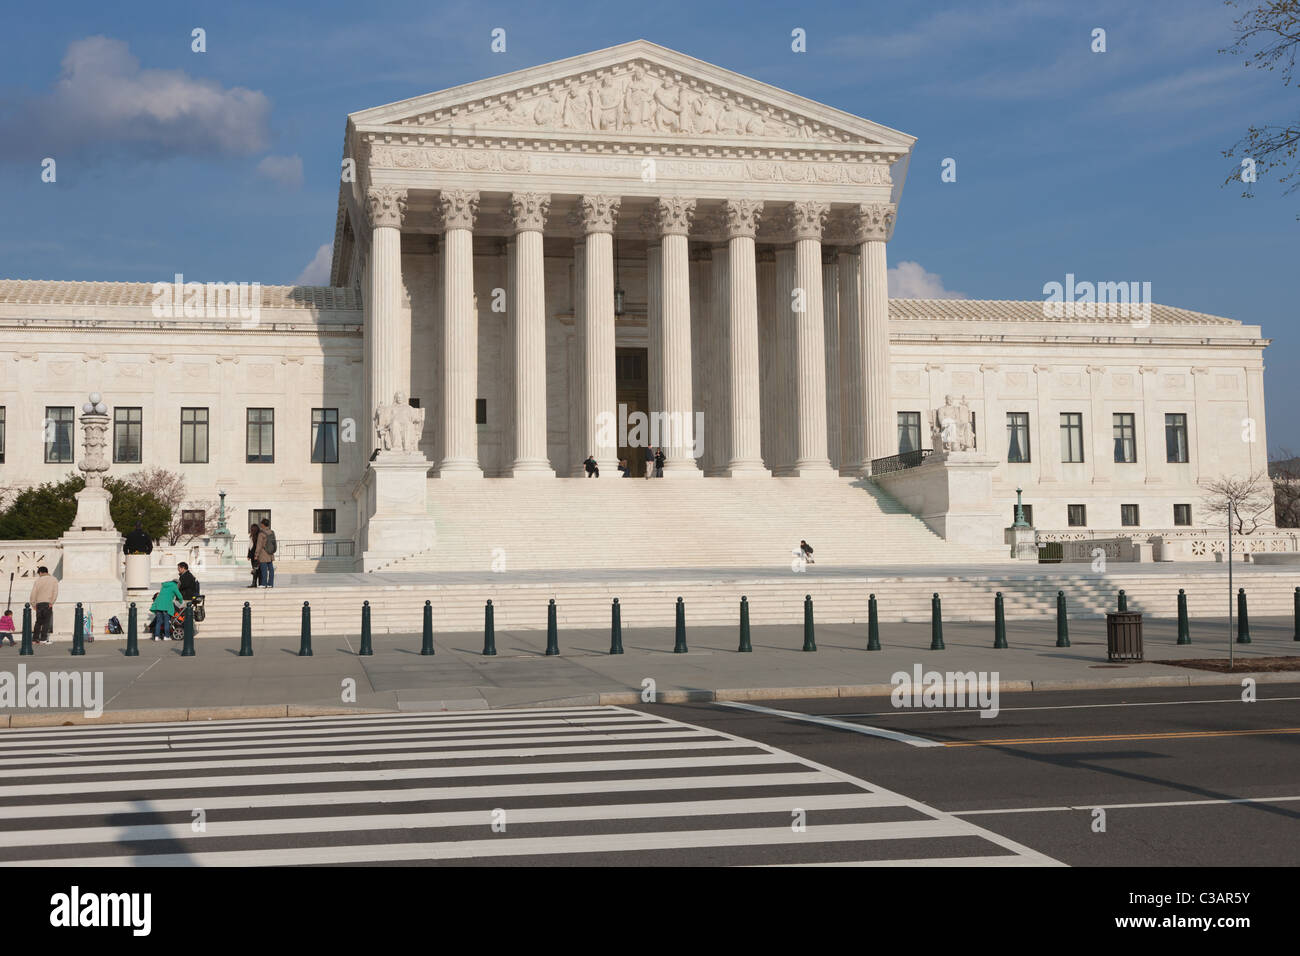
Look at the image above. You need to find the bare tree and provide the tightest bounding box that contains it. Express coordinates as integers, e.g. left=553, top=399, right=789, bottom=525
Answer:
left=166, top=499, right=221, bottom=546
left=1270, top=449, right=1300, bottom=526
left=119, top=467, right=214, bottom=544
left=1221, top=1, right=1300, bottom=216
left=1201, top=471, right=1276, bottom=533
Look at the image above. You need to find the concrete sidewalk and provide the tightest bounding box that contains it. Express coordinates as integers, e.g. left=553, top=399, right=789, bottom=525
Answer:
left=2, top=614, right=1296, bottom=726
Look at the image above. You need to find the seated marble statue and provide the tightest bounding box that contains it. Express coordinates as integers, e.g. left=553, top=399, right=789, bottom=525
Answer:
left=932, top=394, right=974, bottom=452
left=374, top=391, right=425, bottom=454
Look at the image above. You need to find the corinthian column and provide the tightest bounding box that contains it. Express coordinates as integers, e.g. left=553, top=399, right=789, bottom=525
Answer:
left=507, top=192, right=553, bottom=477
left=837, top=247, right=862, bottom=473
left=653, top=197, right=701, bottom=477
left=853, top=202, right=896, bottom=473
left=786, top=201, right=834, bottom=476
left=722, top=199, right=768, bottom=476
left=437, top=188, right=482, bottom=477
left=365, top=186, right=407, bottom=454
left=577, top=194, right=620, bottom=476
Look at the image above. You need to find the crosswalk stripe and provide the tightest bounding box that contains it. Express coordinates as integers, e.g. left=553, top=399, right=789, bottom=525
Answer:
left=0, top=726, right=712, bottom=766
left=1, top=752, right=793, bottom=798
left=0, top=771, right=837, bottom=821
left=20, top=820, right=979, bottom=866
left=0, top=793, right=897, bottom=849
left=755, top=855, right=1045, bottom=867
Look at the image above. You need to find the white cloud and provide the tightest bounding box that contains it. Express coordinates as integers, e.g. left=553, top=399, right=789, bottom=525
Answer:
left=1, top=36, right=271, bottom=161
left=888, top=261, right=967, bottom=299
left=256, top=154, right=304, bottom=189
left=295, top=243, right=333, bottom=286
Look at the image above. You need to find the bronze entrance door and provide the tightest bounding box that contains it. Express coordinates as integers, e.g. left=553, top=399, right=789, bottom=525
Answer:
left=615, top=347, right=649, bottom=477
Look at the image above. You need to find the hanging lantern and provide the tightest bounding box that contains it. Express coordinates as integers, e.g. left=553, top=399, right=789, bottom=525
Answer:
left=614, top=285, right=626, bottom=316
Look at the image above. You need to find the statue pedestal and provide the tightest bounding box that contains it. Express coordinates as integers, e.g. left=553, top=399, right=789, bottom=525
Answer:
left=125, top=553, right=151, bottom=590
left=54, top=530, right=126, bottom=639
left=357, top=452, right=436, bottom=571
left=70, top=486, right=116, bottom=532
left=872, top=452, right=1004, bottom=548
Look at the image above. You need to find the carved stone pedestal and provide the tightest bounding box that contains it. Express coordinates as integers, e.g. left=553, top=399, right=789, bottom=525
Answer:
left=1005, top=525, right=1039, bottom=561
left=872, top=452, right=1004, bottom=548
left=356, top=452, right=437, bottom=571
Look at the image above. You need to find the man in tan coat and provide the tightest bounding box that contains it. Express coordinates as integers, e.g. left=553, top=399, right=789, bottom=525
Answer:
left=29, top=566, right=58, bottom=644
left=254, top=518, right=277, bottom=588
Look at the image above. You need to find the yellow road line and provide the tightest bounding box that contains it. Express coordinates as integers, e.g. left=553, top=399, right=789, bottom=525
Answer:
left=942, top=728, right=1300, bottom=747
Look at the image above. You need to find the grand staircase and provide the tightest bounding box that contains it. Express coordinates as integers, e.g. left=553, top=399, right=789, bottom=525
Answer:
left=377, top=476, right=1003, bottom=573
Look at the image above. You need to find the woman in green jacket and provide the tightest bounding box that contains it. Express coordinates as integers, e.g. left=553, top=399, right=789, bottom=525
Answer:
left=149, top=581, right=183, bottom=640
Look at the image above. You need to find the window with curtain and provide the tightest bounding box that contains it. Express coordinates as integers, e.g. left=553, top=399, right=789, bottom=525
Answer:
left=1113, top=413, right=1136, bottom=463
left=1165, top=413, right=1189, bottom=463
left=44, top=406, right=74, bottom=463
left=181, top=407, right=209, bottom=463
left=897, top=412, right=921, bottom=454
left=1060, top=412, right=1084, bottom=463
left=1007, top=412, right=1031, bottom=463
left=311, top=408, right=339, bottom=463
left=247, top=408, right=274, bottom=463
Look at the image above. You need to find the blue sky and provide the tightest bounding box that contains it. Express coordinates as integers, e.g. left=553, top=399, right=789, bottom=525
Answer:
left=2, top=0, right=1297, bottom=450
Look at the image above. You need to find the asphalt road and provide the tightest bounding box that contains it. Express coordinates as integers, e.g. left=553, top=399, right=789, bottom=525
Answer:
left=635, top=681, right=1300, bottom=865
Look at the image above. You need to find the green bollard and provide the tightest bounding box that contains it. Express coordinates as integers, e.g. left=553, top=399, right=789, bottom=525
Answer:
left=545, top=599, right=559, bottom=655
left=1117, top=589, right=1128, bottom=612
left=930, top=593, right=944, bottom=650
left=71, top=603, right=85, bottom=656
left=1237, top=588, right=1251, bottom=644
left=802, top=594, right=816, bottom=651
left=423, top=600, right=437, bottom=656
left=867, top=593, right=881, bottom=651
left=238, top=602, right=253, bottom=656
left=1177, top=589, right=1191, bottom=645
left=299, top=601, right=313, bottom=656
left=19, top=603, right=33, bottom=656
left=1056, top=591, right=1070, bottom=647
left=181, top=606, right=196, bottom=657
left=1294, top=587, right=1299, bottom=642
left=359, top=601, right=373, bottom=655
left=609, top=598, right=624, bottom=655
left=481, top=600, right=495, bottom=657
left=994, top=592, right=1008, bottom=648
left=125, top=603, right=139, bottom=657
left=738, top=596, right=752, bottom=652
left=673, top=597, right=688, bottom=653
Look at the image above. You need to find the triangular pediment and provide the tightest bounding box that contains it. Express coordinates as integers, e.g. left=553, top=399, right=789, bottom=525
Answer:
left=350, top=40, right=914, bottom=151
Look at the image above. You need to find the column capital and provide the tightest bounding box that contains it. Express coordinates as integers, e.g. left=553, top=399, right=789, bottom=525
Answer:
left=783, top=201, right=829, bottom=241
left=652, top=197, right=697, bottom=237
left=508, top=192, right=550, bottom=234
left=365, top=186, right=408, bottom=229
left=574, top=194, right=621, bottom=234
left=723, top=199, right=764, bottom=239
left=436, top=189, right=480, bottom=231
left=851, top=202, right=897, bottom=243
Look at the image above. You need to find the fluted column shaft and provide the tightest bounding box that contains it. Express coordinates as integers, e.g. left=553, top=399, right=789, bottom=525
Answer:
left=654, top=197, right=701, bottom=477
left=773, top=246, right=797, bottom=474
left=837, top=249, right=863, bottom=472
left=507, top=193, right=553, bottom=477
left=707, top=243, right=730, bottom=475
left=723, top=200, right=767, bottom=476
left=439, top=189, right=482, bottom=477
left=854, top=203, right=897, bottom=473
left=822, top=251, right=841, bottom=471
left=365, top=187, right=407, bottom=454
left=578, top=195, right=620, bottom=476
left=792, top=234, right=832, bottom=474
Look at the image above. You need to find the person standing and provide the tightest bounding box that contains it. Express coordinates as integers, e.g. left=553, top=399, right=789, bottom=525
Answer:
left=0, top=608, right=14, bottom=647
left=654, top=448, right=665, bottom=478
left=29, top=566, right=58, bottom=645
left=643, top=445, right=655, bottom=479
left=149, top=580, right=183, bottom=641
left=123, top=520, right=153, bottom=556
left=583, top=454, right=599, bottom=478
left=255, top=518, right=277, bottom=588
left=246, top=524, right=261, bottom=588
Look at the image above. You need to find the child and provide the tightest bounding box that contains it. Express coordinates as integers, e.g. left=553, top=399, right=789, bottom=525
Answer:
left=0, top=609, right=13, bottom=646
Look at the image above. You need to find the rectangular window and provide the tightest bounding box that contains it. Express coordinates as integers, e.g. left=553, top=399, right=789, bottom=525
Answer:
left=475, top=398, right=488, bottom=425
left=180, top=509, right=205, bottom=536
left=1007, top=412, right=1031, bottom=463
left=1060, top=412, right=1084, bottom=463
left=897, top=411, right=921, bottom=454
left=1012, top=504, right=1034, bottom=526
left=313, top=509, right=337, bottom=534
left=246, top=408, right=274, bottom=463
left=113, top=407, right=143, bottom=463
left=311, top=408, right=339, bottom=463
left=181, top=407, right=209, bottom=464
left=248, top=509, right=270, bottom=531
left=0, top=406, right=5, bottom=463
left=1174, top=503, right=1192, bottom=526
left=1121, top=504, right=1140, bottom=527
left=44, top=406, right=74, bottom=463
left=1113, top=412, right=1136, bottom=463
left=1067, top=504, right=1087, bottom=527
left=1165, top=413, right=1189, bottom=463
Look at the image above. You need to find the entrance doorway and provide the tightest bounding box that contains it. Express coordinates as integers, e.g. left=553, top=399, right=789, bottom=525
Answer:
left=616, top=347, right=648, bottom=477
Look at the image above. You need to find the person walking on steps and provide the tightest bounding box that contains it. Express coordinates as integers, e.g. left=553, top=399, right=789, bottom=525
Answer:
left=800, top=539, right=815, bottom=565
left=255, top=518, right=278, bottom=588
left=583, top=454, right=599, bottom=478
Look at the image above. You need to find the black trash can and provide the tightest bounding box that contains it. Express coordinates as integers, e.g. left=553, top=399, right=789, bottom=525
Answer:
left=1107, top=611, right=1143, bottom=662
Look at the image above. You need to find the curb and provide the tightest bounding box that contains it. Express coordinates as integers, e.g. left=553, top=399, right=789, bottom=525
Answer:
left=1, top=671, right=1295, bottom=728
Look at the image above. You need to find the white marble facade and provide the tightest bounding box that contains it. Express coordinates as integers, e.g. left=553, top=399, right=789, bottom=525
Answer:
left=0, top=41, right=1273, bottom=546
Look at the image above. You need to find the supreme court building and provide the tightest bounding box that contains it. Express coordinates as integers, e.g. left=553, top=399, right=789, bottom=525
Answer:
left=0, top=41, right=1274, bottom=572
